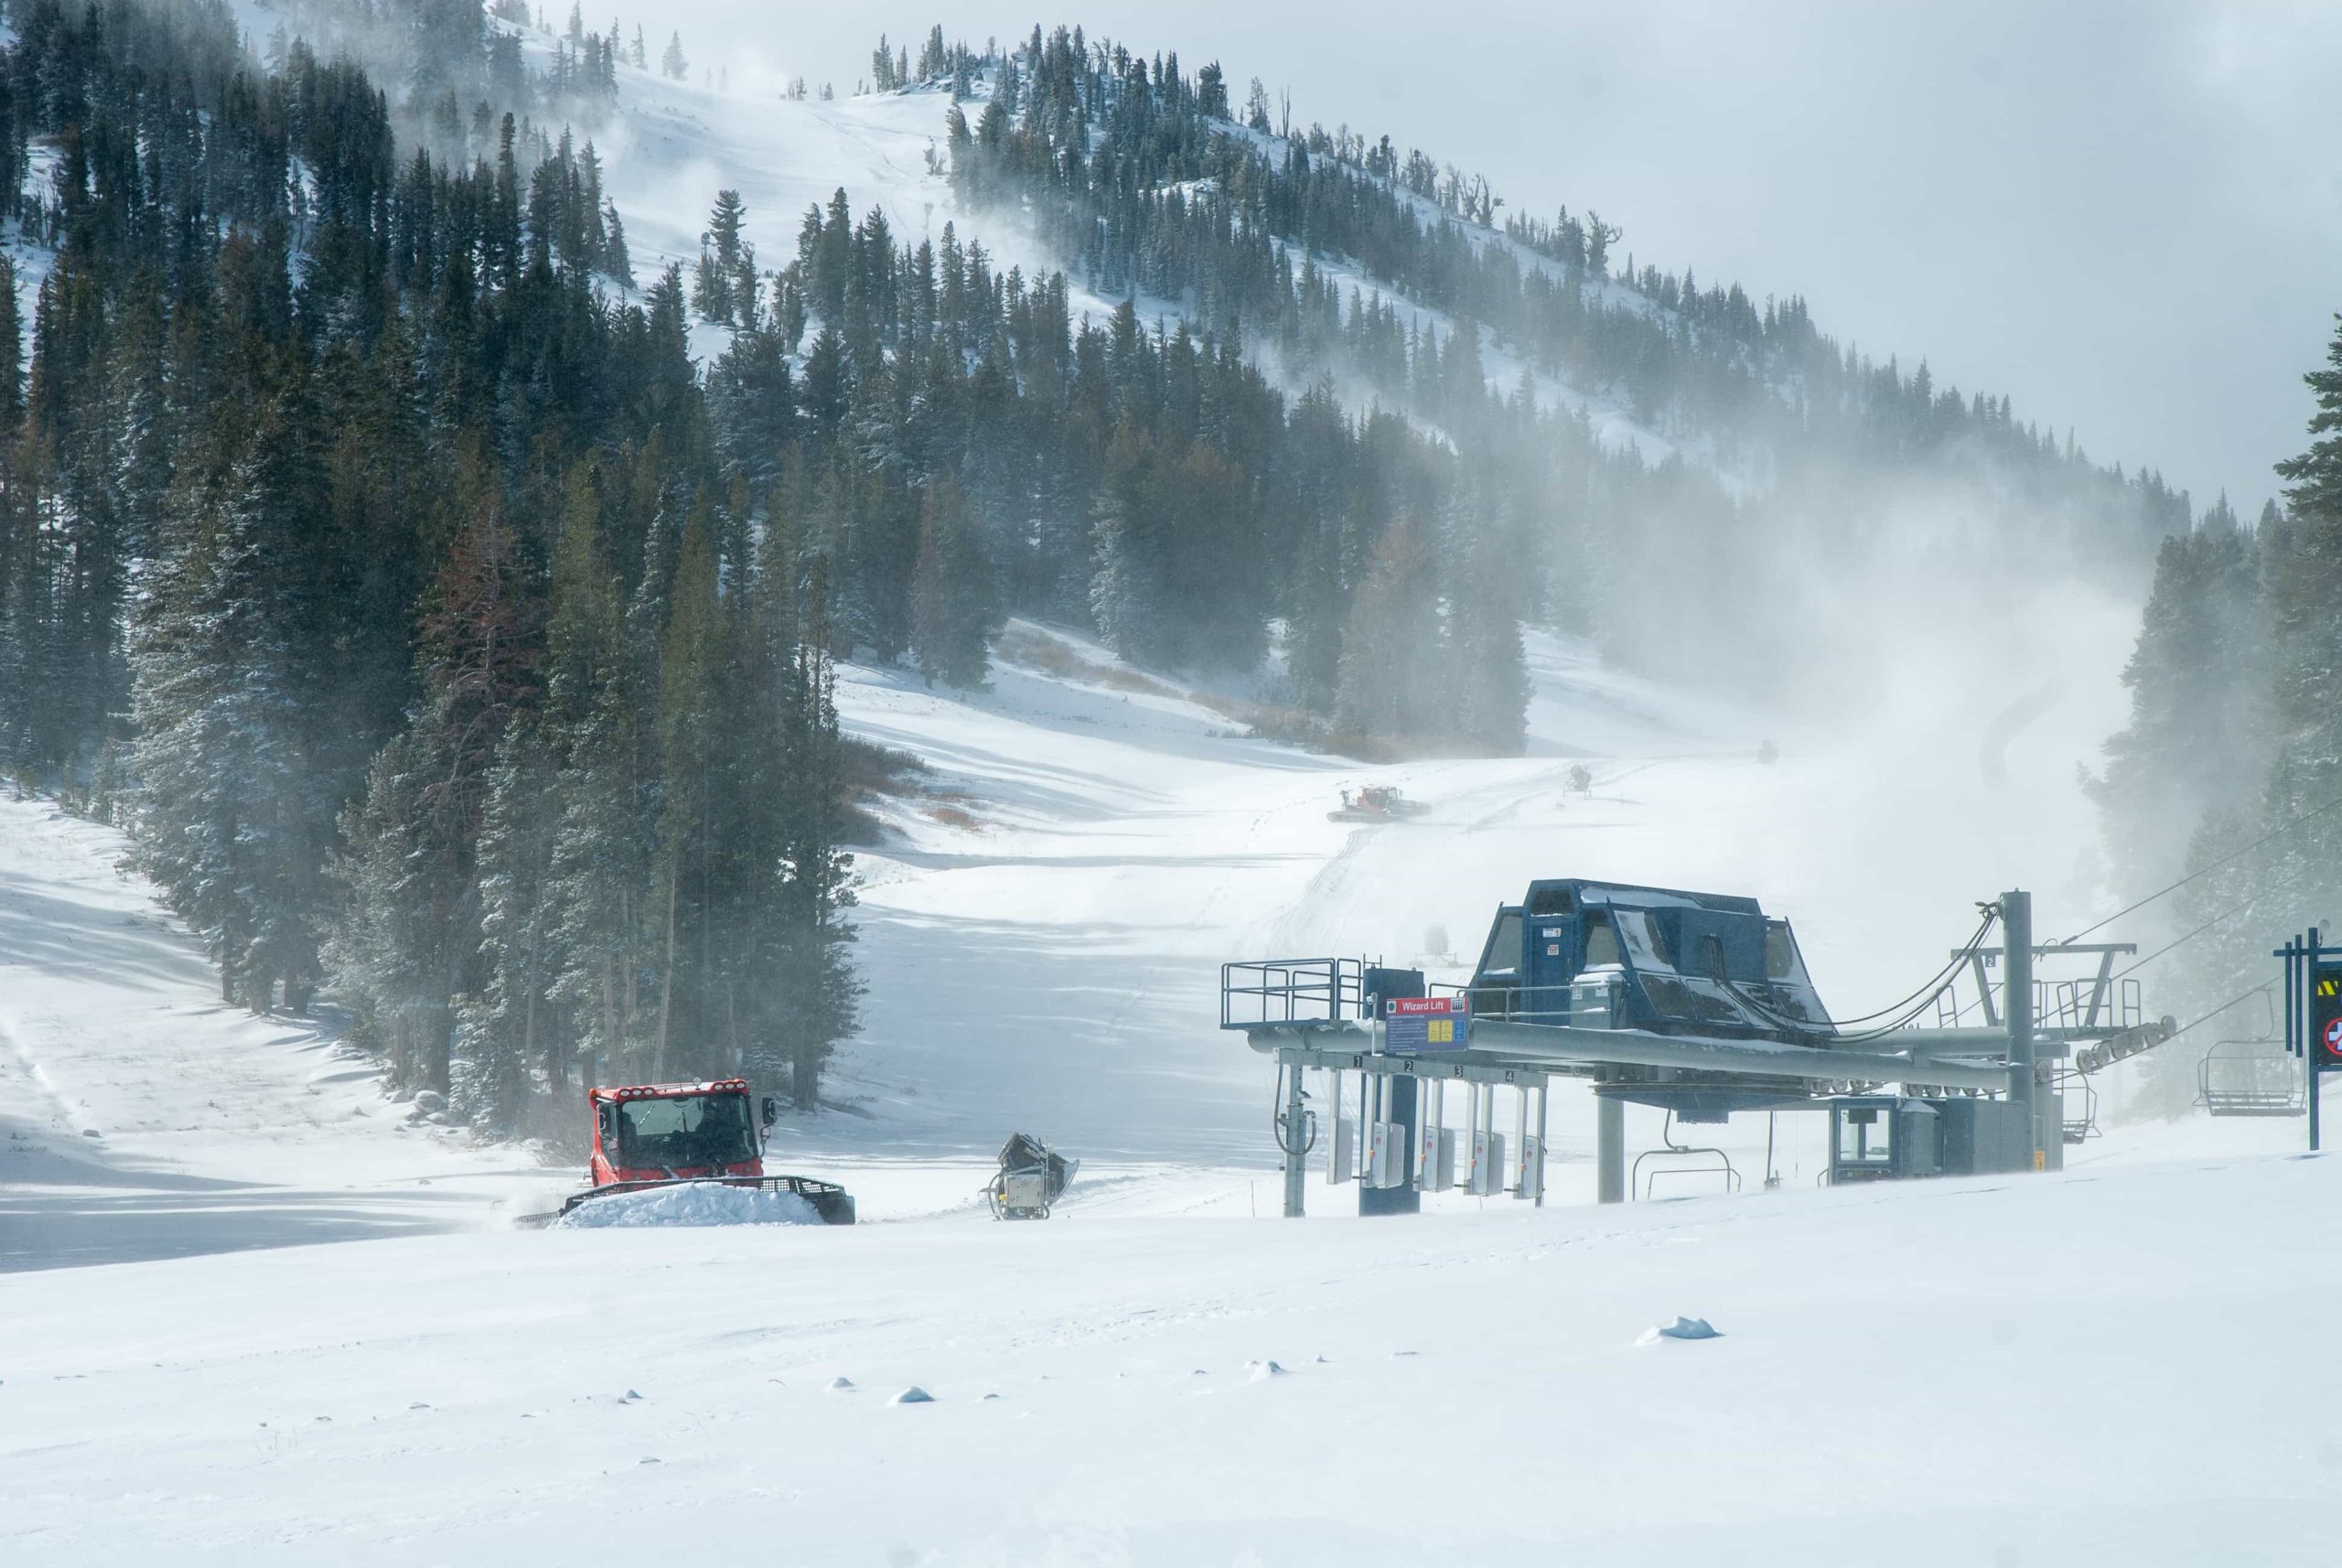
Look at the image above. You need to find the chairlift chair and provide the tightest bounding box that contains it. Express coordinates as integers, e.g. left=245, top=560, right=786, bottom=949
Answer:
left=2197, top=1039, right=2304, bottom=1118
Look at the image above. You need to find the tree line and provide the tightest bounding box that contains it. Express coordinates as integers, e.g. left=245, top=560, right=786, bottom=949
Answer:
left=2089, top=316, right=2342, bottom=1108
left=0, top=0, right=852, bottom=1129
left=936, top=25, right=2197, bottom=693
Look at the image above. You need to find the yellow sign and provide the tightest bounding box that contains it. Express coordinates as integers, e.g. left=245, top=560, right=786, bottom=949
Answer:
left=1427, top=1019, right=1454, bottom=1045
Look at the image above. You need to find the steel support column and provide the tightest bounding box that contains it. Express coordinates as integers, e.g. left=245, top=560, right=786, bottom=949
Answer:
left=2004, top=889, right=2040, bottom=1169
left=1281, top=1051, right=1307, bottom=1218
left=1596, top=1090, right=1625, bottom=1205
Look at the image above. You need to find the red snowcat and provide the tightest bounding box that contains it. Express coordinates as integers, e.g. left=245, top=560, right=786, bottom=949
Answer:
left=553, top=1078, right=855, bottom=1224
left=1328, top=784, right=1426, bottom=823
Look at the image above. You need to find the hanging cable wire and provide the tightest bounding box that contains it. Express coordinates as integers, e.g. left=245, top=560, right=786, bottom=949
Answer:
left=1823, top=905, right=2001, bottom=1028
left=2108, top=858, right=2317, bottom=983
left=1724, top=905, right=1999, bottom=1044
left=2157, top=981, right=2278, bottom=1048
left=1270, top=1062, right=1316, bottom=1156
left=2058, top=789, right=2342, bottom=945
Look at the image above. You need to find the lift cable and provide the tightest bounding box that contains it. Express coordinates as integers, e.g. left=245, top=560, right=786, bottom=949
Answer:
left=2057, top=789, right=2342, bottom=946
left=2106, top=859, right=2317, bottom=983
left=2156, top=981, right=2278, bottom=1050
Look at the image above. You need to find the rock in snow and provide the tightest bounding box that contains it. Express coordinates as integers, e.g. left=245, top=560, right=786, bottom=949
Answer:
left=890, top=1386, right=936, bottom=1405
left=1639, top=1316, right=1724, bottom=1345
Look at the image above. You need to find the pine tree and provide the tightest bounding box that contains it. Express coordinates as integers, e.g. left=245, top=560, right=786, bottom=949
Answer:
left=542, top=470, right=647, bottom=1085
left=2276, top=317, right=2342, bottom=519
left=1089, top=425, right=1158, bottom=660
left=457, top=719, right=562, bottom=1128
left=1334, top=518, right=1441, bottom=740
left=1441, top=484, right=1530, bottom=755
left=707, top=189, right=747, bottom=274
left=2254, top=317, right=2342, bottom=962
left=0, top=253, right=23, bottom=432
left=909, top=475, right=998, bottom=688
left=661, top=30, right=686, bottom=81
left=651, top=503, right=724, bottom=1077
left=131, top=386, right=336, bottom=1013
left=2088, top=504, right=2267, bottom=900
left=771, top=558, right=858, bottom=1107
left=602, top=199, right=634, bottom=288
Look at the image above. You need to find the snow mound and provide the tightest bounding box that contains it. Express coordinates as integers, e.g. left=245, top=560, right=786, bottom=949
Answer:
left=551, top=1183, right=822, bottom=1229
left=1638, top=1315, right=1724, bottom=1345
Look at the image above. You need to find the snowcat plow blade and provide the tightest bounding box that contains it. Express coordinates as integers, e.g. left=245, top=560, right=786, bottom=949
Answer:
left=553, top=1175, right=856, bottom=1225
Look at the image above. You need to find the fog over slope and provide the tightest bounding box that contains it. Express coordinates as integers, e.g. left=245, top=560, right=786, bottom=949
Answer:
left=625, top=0, right=2339, bottom=513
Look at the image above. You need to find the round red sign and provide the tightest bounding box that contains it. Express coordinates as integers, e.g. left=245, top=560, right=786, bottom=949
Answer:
left=2324, top=1017, right=2342, bottom=1056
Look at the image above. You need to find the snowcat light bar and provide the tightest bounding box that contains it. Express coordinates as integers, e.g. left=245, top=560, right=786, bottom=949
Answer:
left=594, top=1079, right=753, bottom=1101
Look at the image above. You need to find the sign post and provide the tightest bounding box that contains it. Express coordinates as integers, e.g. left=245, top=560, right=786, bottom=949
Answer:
left=2276, top=928, right=2342, bottom=1153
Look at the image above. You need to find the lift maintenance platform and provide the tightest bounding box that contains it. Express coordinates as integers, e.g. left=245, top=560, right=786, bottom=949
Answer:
left=1225, top=884, right=2173, bottom=1215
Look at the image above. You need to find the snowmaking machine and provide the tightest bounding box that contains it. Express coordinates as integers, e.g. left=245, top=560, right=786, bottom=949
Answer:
left=551, top=1079, right=856, bottom=1224
left=985, top=1132, right=1078, bottom=1219
left=1328, top=785, right=1425, bottom=823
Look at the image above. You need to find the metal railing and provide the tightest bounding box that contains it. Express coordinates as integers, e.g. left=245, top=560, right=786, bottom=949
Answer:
left=1457, top=982, right=1578, bottom=1027
left=1219, top=958, right=1367, bottom=1031
left=1933, top=975, right=2144, bottom=1033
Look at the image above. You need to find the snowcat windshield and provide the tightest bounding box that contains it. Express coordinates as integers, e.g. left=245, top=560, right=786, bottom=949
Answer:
left=612, top=1093, right=757, bottom=1170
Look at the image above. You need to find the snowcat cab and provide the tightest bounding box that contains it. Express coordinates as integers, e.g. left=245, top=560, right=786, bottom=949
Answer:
left=557, top=1079, right=856, bottom=1223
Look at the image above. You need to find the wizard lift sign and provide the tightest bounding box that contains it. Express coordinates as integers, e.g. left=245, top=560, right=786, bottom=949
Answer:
left=1385, top=994, right=1469, bottom=1053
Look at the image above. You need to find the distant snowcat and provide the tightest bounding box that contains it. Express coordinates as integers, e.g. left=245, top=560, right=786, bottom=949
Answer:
left=554, top=1078, right=856, bottom=1224
left=1328, top=785, right=1425, bottom=823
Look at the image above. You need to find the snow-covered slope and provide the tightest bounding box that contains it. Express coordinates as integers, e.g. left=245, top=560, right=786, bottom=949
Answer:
left=0, top=538, right=2307, bottom=1563
left=5, top=1141, right=2331, bottom=1563
left=0, top=799, right=529, bottom=1271
left=573, top=48, right=1689, bottom=462
left=810, top=604, right=2195, bottom=1180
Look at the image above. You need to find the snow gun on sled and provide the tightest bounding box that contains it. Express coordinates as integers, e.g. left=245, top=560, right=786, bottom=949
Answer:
left=985, top=1133, right=1078, bottom=1220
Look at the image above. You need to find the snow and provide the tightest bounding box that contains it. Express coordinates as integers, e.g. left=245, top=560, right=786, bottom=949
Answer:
left=550, top=1180, right=822, bottom=1228
left=580, top=56, right=1694, bottom=467
left=0, top=593, right=2322, bottom=1561
left=592, top=73, right=1134, bottom=328
left=0, top=20, right=2312, bottom=1557
left=0, top=797, right=530, bottom=1272
left=5, top=1148, right=2337, bottom=1562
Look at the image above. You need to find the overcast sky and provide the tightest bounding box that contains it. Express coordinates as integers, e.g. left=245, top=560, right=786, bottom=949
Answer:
left=636, top=0, right=2342, bottom=513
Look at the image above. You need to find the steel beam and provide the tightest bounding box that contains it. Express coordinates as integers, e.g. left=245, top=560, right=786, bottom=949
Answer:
left=1280, top=1050, right=1307, bottom=1218
left=2004, top=889, right=2040, bottom=1168
left=1596, top=1090, right=1625, bottom=1205
left=1248, top=1020, right=2014, bottom=1092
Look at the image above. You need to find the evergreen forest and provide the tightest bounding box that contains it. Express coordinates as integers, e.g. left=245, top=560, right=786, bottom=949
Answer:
left=0, top=0, right=2247, bottom=1133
